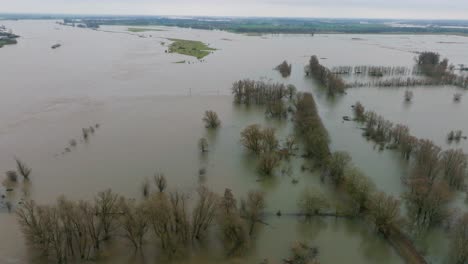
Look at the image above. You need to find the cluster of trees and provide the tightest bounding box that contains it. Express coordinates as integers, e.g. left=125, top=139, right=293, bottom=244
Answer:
left=416, top=51, right=449, bottom=78
left=275, top=60, right=292, bottom=78
left=16, top=184, right=267, bottom=263
left=331, top=65, right=412, bottom=76
left=293, top=92, right=330, bottom=166
left=353, top=102, right=468, bottom=232
left=307, top=56, right=345, bottom=95
left=447, top=130, right=464, bottom=143
left=240, top=124, right=297, bottom=175
left=231, top=79, right=296, bottom=119
left=344, top=52, right=468, bottom=89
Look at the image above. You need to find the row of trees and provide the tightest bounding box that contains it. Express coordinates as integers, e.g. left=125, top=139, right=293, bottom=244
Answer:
left=343, top=52, right=468, bottom=89
left=294, top=92, right=330, bottom=166
left=17, top=184, right=267, bottom=263
left=330, top=65, right=412, bottom=77
left=307, top=56, right=345, bottom=95
left=231, top=79, right=297, bottom=119
left=353, top=102, right=468, bottom=231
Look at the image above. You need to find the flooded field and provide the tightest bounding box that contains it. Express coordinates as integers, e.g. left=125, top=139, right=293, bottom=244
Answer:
left=1, top=20, right=468, bottom=264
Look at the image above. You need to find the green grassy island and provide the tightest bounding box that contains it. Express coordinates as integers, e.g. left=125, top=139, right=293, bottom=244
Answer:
left=167, top=38, right=216, bottom=59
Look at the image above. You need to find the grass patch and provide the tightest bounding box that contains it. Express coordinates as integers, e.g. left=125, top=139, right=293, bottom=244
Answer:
left=127, top=27, right=165, bottom=32
left=168, top=38, right=216, bottom=59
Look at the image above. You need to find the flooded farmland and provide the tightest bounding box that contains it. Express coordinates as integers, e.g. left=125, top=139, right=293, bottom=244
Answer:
left=1, top=20, right=468, bottom=264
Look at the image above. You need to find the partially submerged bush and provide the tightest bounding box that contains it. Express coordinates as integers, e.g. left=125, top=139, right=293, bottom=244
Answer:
left=202, top=110, right=221, bottom=128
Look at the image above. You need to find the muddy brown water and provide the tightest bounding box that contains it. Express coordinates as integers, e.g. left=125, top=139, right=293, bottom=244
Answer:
left=1, top=20, right=468, bottom=263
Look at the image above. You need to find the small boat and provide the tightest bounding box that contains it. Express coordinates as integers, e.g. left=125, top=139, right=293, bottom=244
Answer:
left=51, top=44, right=61, bottom=49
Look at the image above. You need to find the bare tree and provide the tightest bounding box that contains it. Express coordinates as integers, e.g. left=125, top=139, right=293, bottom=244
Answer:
left=441, top=149, right=467, bottom=189
left=95, top=189, right=121, bottom=240
left=404, top=178, right=451, bottom=229
left=203, top=110, right=221, bottom=128
left=241, top=124, right=264, bottom=154
left=240, top=191, right=265, bottom=236
left=258, top=153, right=280, bottom=175
left=153, top=172, right=167, bottom=193
left=191, top=186, right=219, bottom=241
left=15, top=157, right=31, bottom=180
left=119, top=198, right=148, bottom=250
left=261, top=128, right=278, bottom=153
left=413, top=139, right=441, bottom=183
left=141, top=178, right=150, bottom=198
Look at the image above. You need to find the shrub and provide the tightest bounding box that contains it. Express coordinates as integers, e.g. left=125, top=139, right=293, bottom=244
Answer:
left=202, top=110, right=221, bottom=128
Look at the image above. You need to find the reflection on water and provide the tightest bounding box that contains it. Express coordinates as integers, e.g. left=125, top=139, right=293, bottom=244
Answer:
left=1, top=19, right=468, bottom=264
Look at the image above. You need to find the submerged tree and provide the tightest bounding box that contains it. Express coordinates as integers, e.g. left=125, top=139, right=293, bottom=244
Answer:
left=240, top=191, right=265, bottom=236
left=95, top=189, right=121, bottom=240
left=404, top=178, right=451, bottom=229
left=15, top=157, right=31, bottom=180
left=191, top=186, right=218, bottom=241
left=154, top=172, right=167, bottom=193
left=366, top=192, right=401, bottom=237
left=441, top=149, right=467, bottom=189
left=119, top=199, right=148, bottom=250
left=240, top=124, right=264, bottom=154
left=326, top=151, right=352, bottom=186
left=202, top=110, right=221, bottom=129
left=258, top=153, right=280, bottom=175
left=275, top=60, right=292, bottom=78
left=217, top=189, right=249, bottom=256
left=343, top=168, right=375, bottom=214
left=353, top=102, right=366, bottom=122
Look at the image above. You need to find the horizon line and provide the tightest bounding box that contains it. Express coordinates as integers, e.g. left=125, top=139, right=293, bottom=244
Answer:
left=1, top=12, right=468, bottom=22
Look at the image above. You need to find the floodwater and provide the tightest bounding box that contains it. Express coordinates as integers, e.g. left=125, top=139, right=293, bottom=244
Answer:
left=1, top=20, right=468, bottom=264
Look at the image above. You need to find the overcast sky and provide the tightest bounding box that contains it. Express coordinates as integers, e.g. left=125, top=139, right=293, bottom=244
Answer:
left=1, top=0, right=468, bottom=19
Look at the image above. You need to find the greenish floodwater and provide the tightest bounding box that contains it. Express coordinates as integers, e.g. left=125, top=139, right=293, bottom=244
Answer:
left=0, top=20, right=467, bottom=264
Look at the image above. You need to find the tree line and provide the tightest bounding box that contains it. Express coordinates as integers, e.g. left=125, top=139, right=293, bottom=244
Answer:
left=307, top=56, right=346, bottom=96
left=346, top=52, right=468, bottom=89
left=16, top=182, right=270, bottom=264
left=353, top=102, right=468, bottom=255
left=232, top=79, right=297, bottom=119
left=331, top=65, right=412, bottom=76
